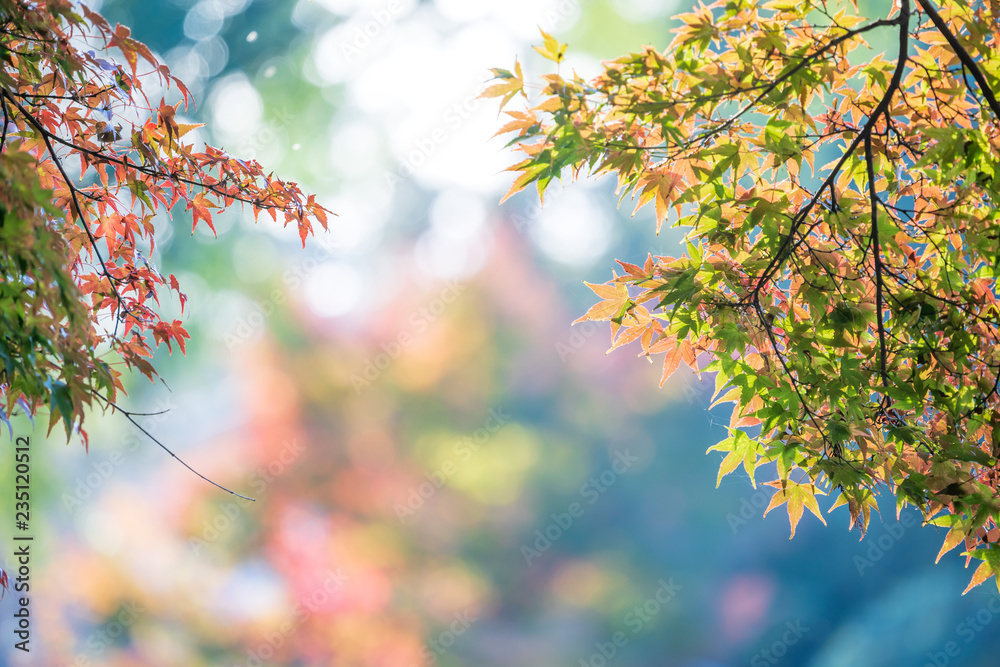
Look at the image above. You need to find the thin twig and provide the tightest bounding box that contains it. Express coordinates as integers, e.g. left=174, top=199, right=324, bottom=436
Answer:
left=748, top=0, right=912, bottom=301
left=915, top=0, right=1000, bottom=120
left=91, top=391, right=255, bottom=501
left=865, top=132, right=890, bottom=389
left=1, top=88, right=136, bottom=324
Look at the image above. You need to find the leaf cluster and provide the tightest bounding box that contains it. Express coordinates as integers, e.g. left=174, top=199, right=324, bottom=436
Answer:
left=489, top=0, right=1000, bottom=593
left=0, top=0, right=329, bottom=442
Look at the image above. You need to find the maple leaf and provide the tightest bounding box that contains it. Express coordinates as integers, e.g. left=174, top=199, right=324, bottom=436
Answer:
left=533, top=29, right=567, bottom=64
left=828, top=488, right=879, bottom=538
left=763, top=480, right=828, bottom=539
left=574, top=281, right=635, bottom=339
left=708, top=430, right=762, bottom=488
left=494, top=110, right=540, bottom=140
left=188, top=193, right=219, bottom=234
left=962, top=545, right=1000, bottom=595
left=933, top=520, right=968, bottom=564
left=634, top=169, right=687, bottom=233
left=481, top=59, right=525, bottom=111
left=151, top=320, right=191, bottom=354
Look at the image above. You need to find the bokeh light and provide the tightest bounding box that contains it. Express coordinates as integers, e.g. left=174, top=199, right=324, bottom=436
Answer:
left=3, top=1, right=998, bottom=667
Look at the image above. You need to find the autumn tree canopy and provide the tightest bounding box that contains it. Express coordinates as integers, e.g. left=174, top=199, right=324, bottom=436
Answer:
left=490, top=0, right=1000, bottom=593
left=0, top=0, right=328, bottom=448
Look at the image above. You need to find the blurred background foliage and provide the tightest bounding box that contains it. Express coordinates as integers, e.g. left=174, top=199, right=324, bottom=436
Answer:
left=2, top=0, right=1000, bottom=665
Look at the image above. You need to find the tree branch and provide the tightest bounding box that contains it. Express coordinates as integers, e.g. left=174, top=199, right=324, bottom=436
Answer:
left=752, top=300, right=832, bottom=449
left=748, top=0, right=912, bottom=302
left=915, top=0, right=1000, bottom=120
left=698, top=17, right=902, bottom=148
left=0, top=94, right=7, bottom=151
left=90, top=391, right=255, bottom=502
left=1, top=88, right=137, bottom=325
left=865, top=131, right=890, bottom=390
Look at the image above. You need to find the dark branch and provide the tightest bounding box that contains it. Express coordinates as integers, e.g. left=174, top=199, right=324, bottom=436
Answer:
left=864, top=132, right=890, bottom=390
left=747, top=0, right=912, bottom=301
left=0, top=94, right=7, bottom=151
left=1, top=88, right=137, bottom=325
left=698, top=17, right=902, bottom=148
left=91, top=391, right=255, bottom=502
left=915, top=0, right=1000, bottom=120
left=752, top=301, right=833, bottom=449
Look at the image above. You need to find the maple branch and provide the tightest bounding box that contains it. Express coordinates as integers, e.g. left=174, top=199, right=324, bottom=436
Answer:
left=39, top=131, right=297, bottom=215
left=735, top=0, right=913, bottom=451
left=753, top=300, right=832, bottom=448
left=915, top=0, right=1000, bottom=121
left=595, top=17, right=900, bottom=156
left=864, top=131, right=890, bottom=391
left=747, top=0, right=911, bottom=302
left=694, top=16, right=902, bottom=149
left=0, top=27, right=56, bottom=44
left=0, top=94, right=7, bottom=150
left=91, top=391, right=255, bottom=502
left=0, top=88, right=137, bottom=323
left=0, top=82, right=307, bottom=219
left=6, top=86, right=118, bottom=103
left=961, top=371, right=1000, bottom=422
